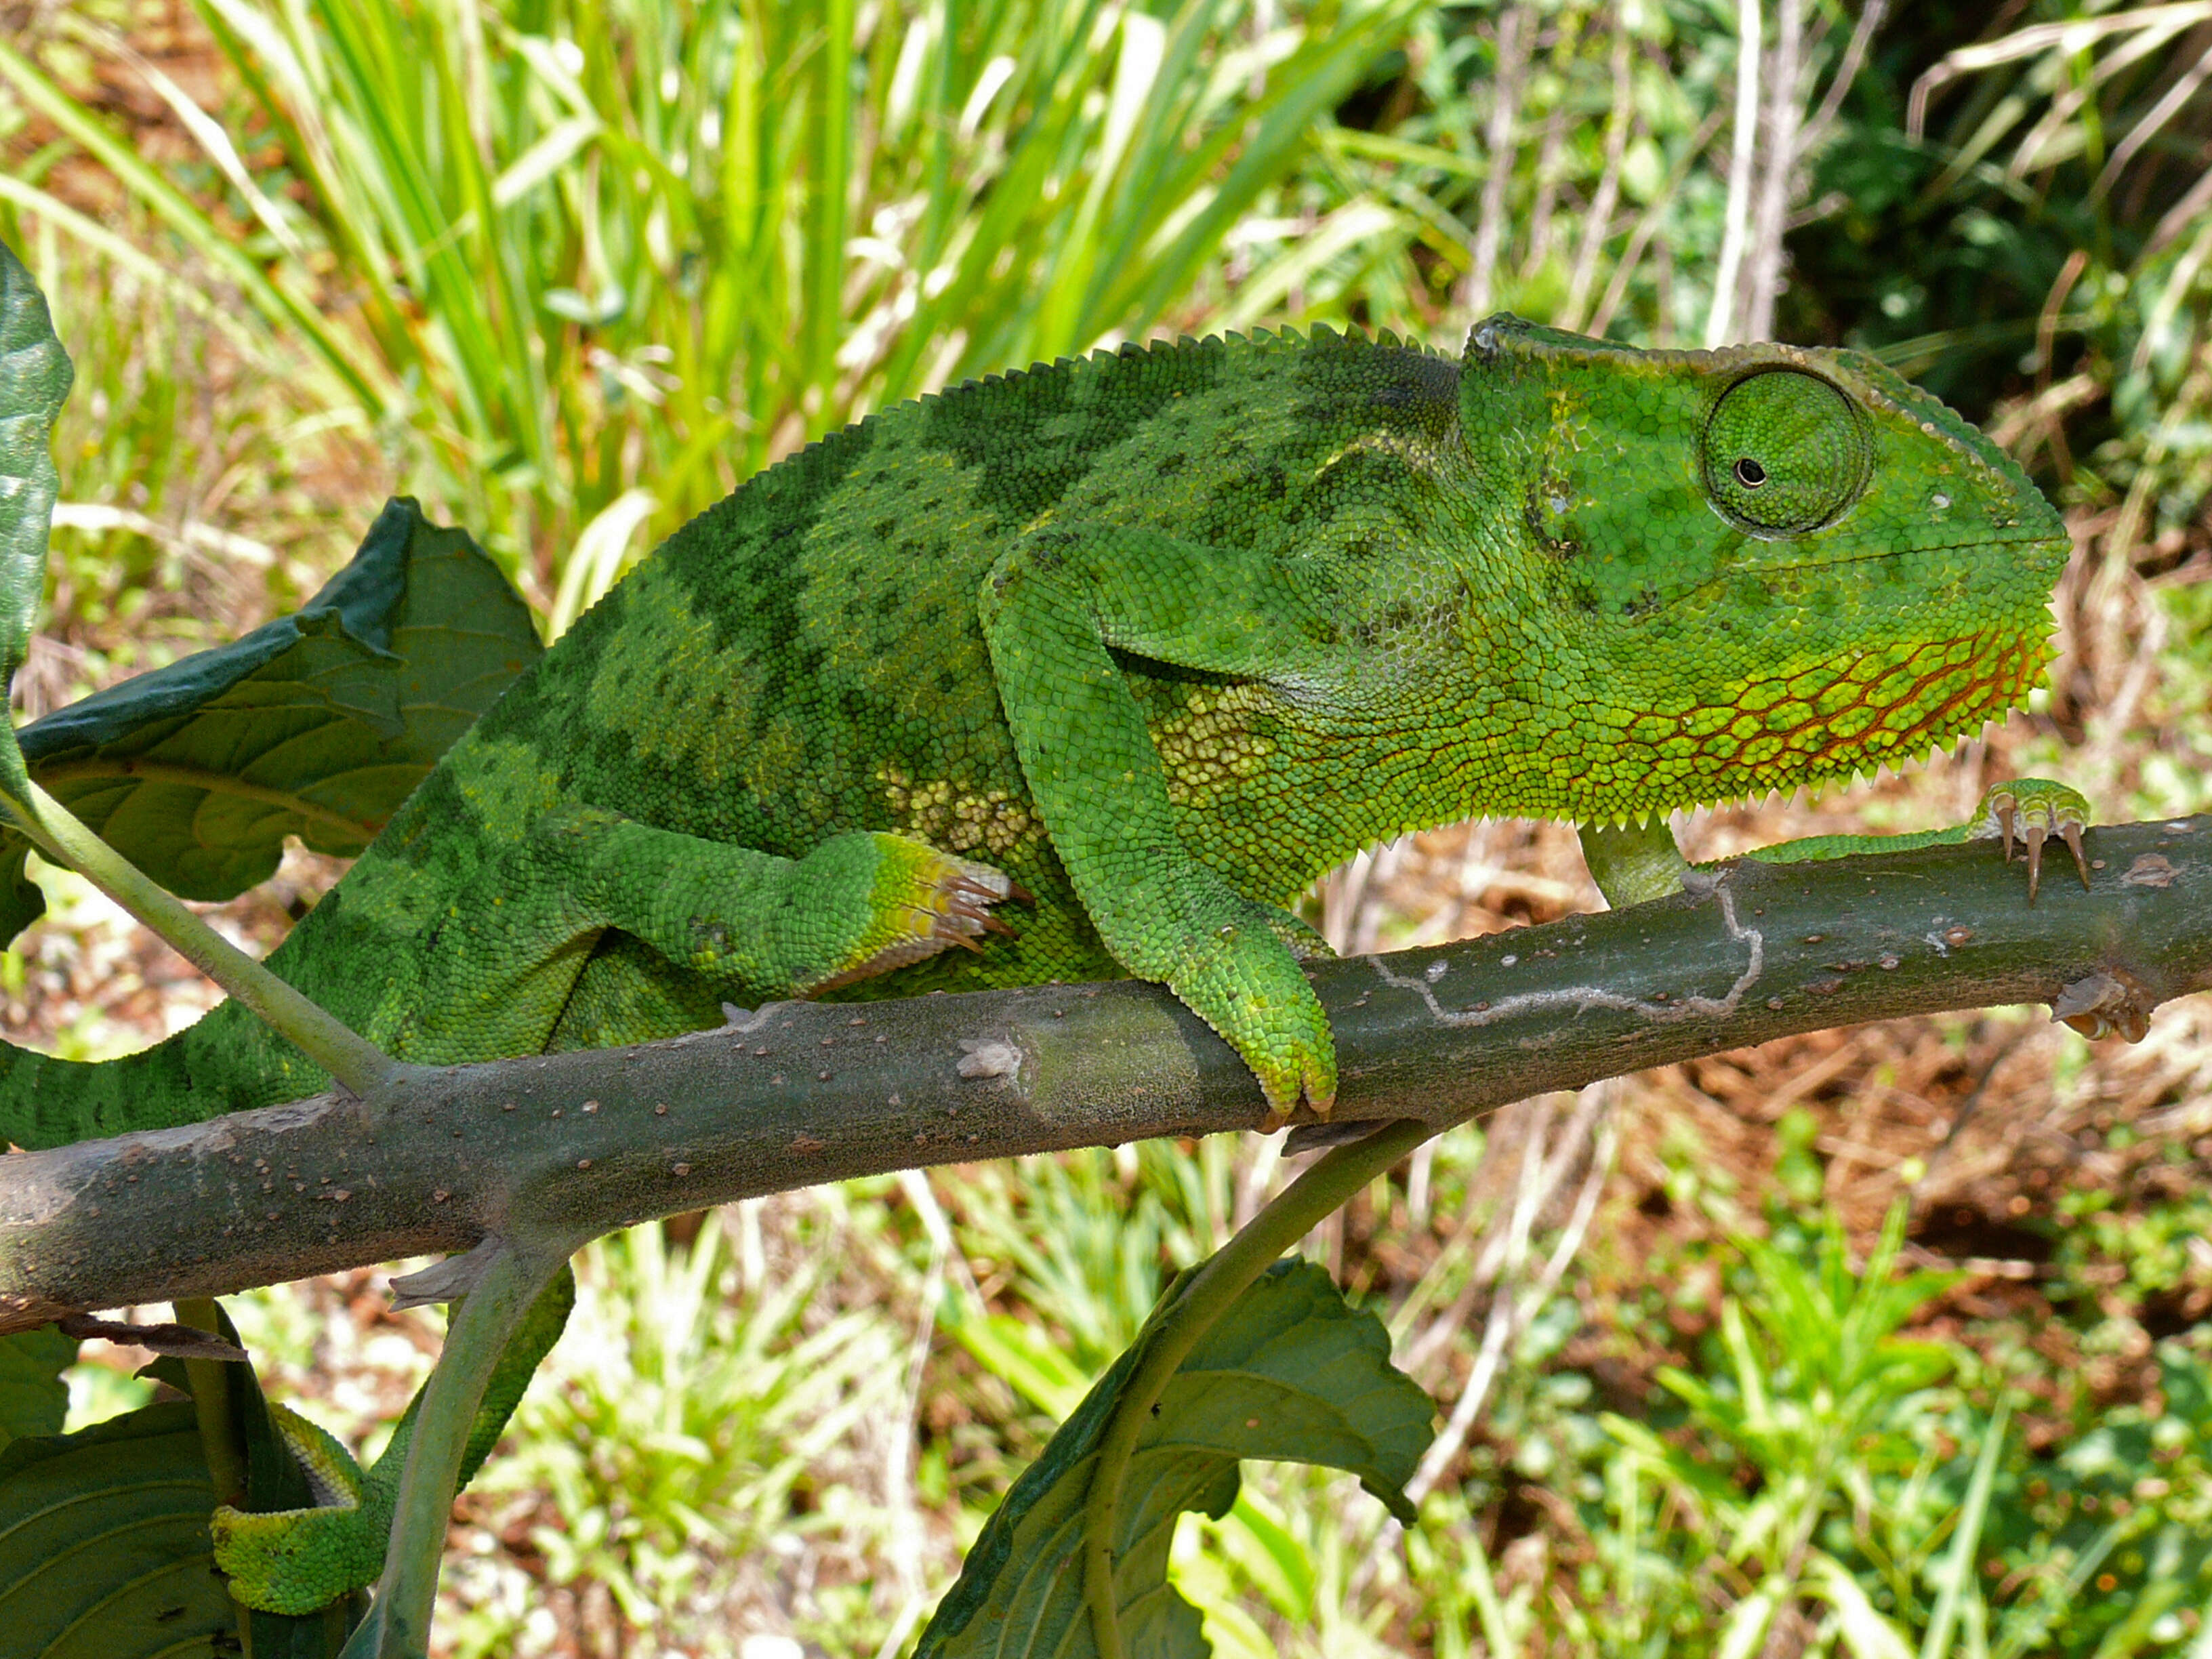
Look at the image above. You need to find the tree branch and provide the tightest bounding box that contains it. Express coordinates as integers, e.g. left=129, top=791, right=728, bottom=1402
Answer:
left=5, top=816, right=2210, bottom=1331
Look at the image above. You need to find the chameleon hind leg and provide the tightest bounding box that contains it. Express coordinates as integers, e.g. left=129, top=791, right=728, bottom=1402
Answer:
left=391, top=804, right=1019, bottom=1060
left=213, top=813, right=1017, bottom=1612
left=532, top=804, right=1017, bottom=1000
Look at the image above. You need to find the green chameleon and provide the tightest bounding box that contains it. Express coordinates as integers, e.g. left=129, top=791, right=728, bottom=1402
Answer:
left=2, top=316, right=2087, bottom=1609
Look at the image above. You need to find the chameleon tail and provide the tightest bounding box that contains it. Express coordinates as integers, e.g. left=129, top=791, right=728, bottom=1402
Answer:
left=212, top=1264, right=577, bottom=1614
left=0, top=996, right=331, bottom=1151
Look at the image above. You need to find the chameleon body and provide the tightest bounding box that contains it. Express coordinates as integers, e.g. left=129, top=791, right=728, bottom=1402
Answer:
left=0, top=317, right=2080, bottom=1606
left=0, top=316, right=2072, bottom=1144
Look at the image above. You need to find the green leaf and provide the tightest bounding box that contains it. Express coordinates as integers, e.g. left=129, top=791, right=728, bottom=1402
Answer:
left=0, top=1325, right=77, bottom=1448
left=0, top=1402, right=240, bottom=1657
left=0, top=238, right=72, bottom=794
left=0, top=496, right=540, bottom=944
left=916, top=1259, right=1432, bottom=1658
left=0, top=1313, right=356, bottom=1659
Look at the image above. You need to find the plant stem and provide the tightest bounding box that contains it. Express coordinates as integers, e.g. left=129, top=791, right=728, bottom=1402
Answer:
left=1080, top=1115, right=1437, bottom=1657
left=0, top=780, right=392, bottom=1095
left=174, top=1295, right=247, bottom=1507
left=339, top=1240, right=571, bottom=1659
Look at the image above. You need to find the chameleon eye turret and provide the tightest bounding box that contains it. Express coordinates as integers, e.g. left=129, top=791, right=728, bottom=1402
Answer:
left=1700, top=368, right=1872, bottom=535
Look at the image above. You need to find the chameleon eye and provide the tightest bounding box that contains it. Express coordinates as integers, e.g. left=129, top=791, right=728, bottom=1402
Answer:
left=1702, top=369, right=1870, bottom=535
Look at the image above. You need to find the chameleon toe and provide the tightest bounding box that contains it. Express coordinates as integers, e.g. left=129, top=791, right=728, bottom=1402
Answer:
left=1979, top=779, right=2094, bottom=903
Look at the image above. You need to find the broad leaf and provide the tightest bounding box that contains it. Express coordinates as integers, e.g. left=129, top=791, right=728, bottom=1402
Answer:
left=0, top=495, right=540, bottom=943
left=0, top=1311, right=354, bottom=1659
left=916, top=1259, right=1433, bottom=1658
left=0, top=1325, right=76, bottom=1448
left=0, top=1403, right=239, bottom=1657
left=0, top=239, right=72, bottom=790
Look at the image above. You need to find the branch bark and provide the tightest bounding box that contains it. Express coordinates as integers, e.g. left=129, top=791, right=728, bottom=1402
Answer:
left=5, top=816, right=2211, bottom=1332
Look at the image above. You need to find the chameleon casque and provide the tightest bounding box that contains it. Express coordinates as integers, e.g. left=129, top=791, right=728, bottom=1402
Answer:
left=1, top=316, right=2084, bottom=1607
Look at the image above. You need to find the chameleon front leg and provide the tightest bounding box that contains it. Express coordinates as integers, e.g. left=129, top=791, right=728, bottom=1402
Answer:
left=1580, top=779, right=2093, bottom=910
left=1578, top=817, right=1693, bottom=909
left=1740, top=779, right=2092, bottom=902
left=981, top=522, right=1344, bottom=1115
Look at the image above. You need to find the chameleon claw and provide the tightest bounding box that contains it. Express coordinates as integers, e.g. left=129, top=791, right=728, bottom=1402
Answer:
left=2062, top=818, right=2090, bottom=890
left=1975, top=779, right=2095, bottom=907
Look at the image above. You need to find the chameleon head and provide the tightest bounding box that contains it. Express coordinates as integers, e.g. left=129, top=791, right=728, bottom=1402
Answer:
left=1456, top=314, right=2072, bottom=821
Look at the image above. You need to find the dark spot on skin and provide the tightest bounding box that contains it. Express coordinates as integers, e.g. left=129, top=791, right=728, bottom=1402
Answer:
left=871, top=518, right=896, bottom=539
left=1158, top=452, right=1187, bottom=476
left=1357, top=605, right=1415, bottom=645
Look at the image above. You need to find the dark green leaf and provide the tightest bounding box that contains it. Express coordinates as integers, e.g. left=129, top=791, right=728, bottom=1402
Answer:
left=0, top=1311, right=356, bottom=1659
left=0, top=1325, right=77, bottom=1448
left=916, top=1259, right=1432, bottom=1659
left=0, top=1403, right=239, bottom=1658
left=0, top=239, right=73, bottom=793
left=0, top=497, right=539, bottom=943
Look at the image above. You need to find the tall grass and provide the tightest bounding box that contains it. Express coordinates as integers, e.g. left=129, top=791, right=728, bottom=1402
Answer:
left=1, top=0, right=1420, bottom=611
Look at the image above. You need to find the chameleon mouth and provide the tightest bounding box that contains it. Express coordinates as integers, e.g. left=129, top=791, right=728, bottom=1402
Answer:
left=1679, top=531, right=2072, bottom=602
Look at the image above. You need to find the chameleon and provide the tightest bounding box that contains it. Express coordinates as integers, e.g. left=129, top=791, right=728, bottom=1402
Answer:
left=0, top=316, right=2086, bottom=1607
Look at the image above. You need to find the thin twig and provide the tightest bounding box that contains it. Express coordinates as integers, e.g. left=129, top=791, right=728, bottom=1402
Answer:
left=1404, top=1084, right=1616, bottom=1507
left=1741, top=0, right=1804, bottom=342
left=1705, top=0, right=1764, bottom=347
left=1799, top=0, right=1888, bottom=155
left=1463, top=6, right=1532, bottom=317
left=1562, top=20, right=1635, bottom=331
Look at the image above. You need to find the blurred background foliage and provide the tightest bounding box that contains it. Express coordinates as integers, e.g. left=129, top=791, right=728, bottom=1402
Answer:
left=2, top=0, right=2211, bottom=1652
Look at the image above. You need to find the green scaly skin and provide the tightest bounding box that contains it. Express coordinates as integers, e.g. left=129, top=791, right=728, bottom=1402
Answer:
left=0, top=316, right=2081, bottom=1608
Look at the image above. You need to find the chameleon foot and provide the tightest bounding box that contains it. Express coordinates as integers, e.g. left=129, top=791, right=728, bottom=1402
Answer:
left=1974, top=779, right=2092, bottom=903
left=806, top=834, right=1025, bottom=991
left=1167, top=897, right=1338, bottom=1124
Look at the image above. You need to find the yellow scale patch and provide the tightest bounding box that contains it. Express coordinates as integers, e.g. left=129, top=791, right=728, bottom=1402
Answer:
left=1153, top=685, right=1279, bottom=808
left=877, top=762, right=1037, bottom=855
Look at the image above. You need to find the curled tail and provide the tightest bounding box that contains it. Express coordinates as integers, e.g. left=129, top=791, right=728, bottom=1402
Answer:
left=0, top=998, right=331, bottom=1152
